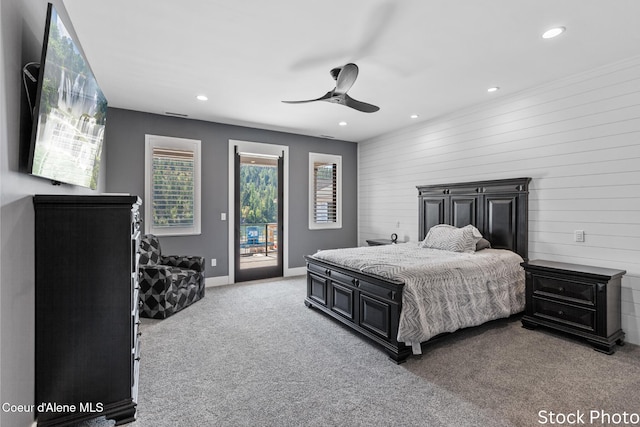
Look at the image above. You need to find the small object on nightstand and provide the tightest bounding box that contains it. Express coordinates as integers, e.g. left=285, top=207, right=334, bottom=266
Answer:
left=521, top=260, right=626, bottom=354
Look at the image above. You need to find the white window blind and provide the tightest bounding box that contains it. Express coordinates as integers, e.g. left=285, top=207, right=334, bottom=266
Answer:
left=145, top=135, right=201, bottom=236
left=313, top=162, right=337, bottom=223
left=309, top=153, right=342, bottom=229
left=152, top=147, right=194, bottom=227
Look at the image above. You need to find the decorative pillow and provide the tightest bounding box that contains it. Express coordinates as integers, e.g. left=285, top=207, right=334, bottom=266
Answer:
left=475, top=238, right=492, bottom=251
left=420, top=224, right=483, bottom=253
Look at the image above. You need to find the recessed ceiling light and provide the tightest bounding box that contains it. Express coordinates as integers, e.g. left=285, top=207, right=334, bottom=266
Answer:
left=196, top=95, right=208, bottom=101
left=410, top=114, right=419, bottom=119
left=338, top=121, right=347, bottom=126
left=487, top=87, right=499, bottom=93
left=542, top=26, right=565, bottom=39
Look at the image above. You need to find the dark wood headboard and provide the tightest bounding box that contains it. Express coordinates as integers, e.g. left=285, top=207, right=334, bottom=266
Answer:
left=417, top=177, right=531, bottom=260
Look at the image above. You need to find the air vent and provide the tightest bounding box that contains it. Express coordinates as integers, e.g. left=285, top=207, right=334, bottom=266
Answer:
left=319, top=135, right=335, bottom=139
left=165, top=112, right=189, bottom=117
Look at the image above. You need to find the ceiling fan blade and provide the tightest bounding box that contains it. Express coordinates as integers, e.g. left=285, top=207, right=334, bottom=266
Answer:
left=334, top=63, right=359, bottom=95
left=288, top=2, right=398, bottom=72
left=282, top=91, right=332, bottom=104
left=352, top=2, right=398, bottom=60
left=344, top=94, right=380, bottom=113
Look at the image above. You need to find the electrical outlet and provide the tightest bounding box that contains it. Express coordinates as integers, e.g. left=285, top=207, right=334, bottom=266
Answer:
left=211, top=258, right=217, bottom=267
left=574, top=230, right=585, bottom=242
left=221, top=213, right=227, bottom=221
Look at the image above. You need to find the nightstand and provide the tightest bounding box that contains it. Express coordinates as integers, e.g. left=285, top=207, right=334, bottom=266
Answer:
left=521, top=260, right=626, bottom=354
left=366, top=239, right=405, bottom=246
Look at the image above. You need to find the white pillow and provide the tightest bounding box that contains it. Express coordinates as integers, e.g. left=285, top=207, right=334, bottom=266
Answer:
left=420, top=224, right=483, bottom=253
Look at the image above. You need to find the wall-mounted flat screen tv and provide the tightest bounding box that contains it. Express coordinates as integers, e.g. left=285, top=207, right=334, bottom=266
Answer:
left=24, top=3, right=107, bottom=190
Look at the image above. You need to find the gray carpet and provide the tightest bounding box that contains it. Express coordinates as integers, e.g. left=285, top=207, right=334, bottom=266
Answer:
left=131, top=276, right=640, bottom=427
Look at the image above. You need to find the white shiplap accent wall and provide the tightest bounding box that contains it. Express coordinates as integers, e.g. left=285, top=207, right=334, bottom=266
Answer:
left=358, top=55, right=640, bottom=345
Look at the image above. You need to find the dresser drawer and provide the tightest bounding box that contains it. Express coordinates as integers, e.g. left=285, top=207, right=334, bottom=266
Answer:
left=532, top=274, right=595, bottom=305
left=532, top=297, right=595, bottom=332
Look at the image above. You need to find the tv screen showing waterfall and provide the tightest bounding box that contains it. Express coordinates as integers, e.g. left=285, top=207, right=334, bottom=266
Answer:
left=26, top=3, right=107, bottom=190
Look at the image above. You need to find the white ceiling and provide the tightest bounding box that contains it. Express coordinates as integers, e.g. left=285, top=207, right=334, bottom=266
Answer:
left=63, top=0, right=640, bottom=142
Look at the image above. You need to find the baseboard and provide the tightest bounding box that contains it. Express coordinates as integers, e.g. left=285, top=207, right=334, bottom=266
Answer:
left=205, top=276, right=230, bottom=287
left=205, top=268, right=305, bottom=287
left=285, top=266, right=306, bottom=277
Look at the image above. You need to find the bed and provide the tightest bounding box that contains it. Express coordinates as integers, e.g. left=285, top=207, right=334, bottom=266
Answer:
left=304, top=177, right=531, bottom=363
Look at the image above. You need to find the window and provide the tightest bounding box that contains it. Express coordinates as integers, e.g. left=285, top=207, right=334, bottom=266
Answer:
left=145, top=135, right=201, bottom=236
left=309, top=152, right=342, bottom=229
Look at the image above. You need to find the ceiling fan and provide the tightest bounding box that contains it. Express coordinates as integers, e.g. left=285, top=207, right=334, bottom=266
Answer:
left=282, top=63, right=380, bottom=113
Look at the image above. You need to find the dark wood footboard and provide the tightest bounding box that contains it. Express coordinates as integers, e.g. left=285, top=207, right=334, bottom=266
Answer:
left=304, top=255, right=412, bottom=363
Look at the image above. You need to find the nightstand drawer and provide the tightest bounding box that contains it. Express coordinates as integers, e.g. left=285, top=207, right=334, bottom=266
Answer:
left=532, top=298, right=595, bottom=332
left=532, top=275, right=595, bottom=305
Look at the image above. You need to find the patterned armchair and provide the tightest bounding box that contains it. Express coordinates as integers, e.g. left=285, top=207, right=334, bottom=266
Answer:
left=138, top=234, right=205, bottom=319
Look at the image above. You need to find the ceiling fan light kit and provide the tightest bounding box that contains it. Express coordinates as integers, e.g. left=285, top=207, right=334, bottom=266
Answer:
left=283, top=63, right=380, bottom=113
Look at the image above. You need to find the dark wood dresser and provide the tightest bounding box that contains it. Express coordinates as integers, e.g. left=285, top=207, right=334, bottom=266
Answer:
left=521, top=260, right=625, bottom=354
left=34, top=195, right=142, bottom=426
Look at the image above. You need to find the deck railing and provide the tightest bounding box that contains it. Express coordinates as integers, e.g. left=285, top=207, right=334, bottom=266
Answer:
left=239, top=223, right=278, bottom=256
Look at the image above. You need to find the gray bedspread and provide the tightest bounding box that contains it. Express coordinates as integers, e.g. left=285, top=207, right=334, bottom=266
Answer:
left=311, top=243, right=525, bottom=354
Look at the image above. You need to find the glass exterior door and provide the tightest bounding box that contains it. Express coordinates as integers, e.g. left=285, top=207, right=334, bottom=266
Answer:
left=234, top=150, right=283, bottom=282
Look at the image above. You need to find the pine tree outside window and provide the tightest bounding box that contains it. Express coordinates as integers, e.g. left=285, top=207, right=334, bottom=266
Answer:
left=145, top=135, right=201, bottom=236
left=309, top=152, right=342, bottom=229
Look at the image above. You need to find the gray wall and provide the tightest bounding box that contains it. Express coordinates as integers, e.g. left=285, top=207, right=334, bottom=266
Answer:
left=104, top=108, right=358, bottom=277
left=1, top=0, right=108, bottom=425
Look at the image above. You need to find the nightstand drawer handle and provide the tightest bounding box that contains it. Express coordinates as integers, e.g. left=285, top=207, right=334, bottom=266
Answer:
left=558, top=287, right=564, bottom=292
left=558, top=310, right=564, bottom=316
